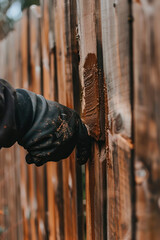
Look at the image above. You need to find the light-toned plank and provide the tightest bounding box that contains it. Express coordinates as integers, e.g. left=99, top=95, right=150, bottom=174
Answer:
left=133, top=0, right=160, bottom=239
left=100, top=0, right=133, bottom=239
left=77, top=1, right=107, bottom=239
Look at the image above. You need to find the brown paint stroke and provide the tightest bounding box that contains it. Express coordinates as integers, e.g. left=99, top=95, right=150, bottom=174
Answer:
left=83, top=53, right=100, bottom=141
left=134, top=0, right=141, bottom=4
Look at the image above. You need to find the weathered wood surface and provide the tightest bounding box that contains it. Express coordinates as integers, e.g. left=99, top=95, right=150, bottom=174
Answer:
left=0, top=0, right=160, bottom=240
left=133, top=0, right=160, bottom=239
left=100, top=0, right=133, bottom=239
left=54, top=0, right=80, bottom=239
left=0, top=21, right=24, bottom=240
left=77, top=1, right=107, bottom=240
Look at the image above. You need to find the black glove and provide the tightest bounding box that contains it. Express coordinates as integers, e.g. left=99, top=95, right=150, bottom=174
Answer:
left=0, top=79, right=91, bottom=166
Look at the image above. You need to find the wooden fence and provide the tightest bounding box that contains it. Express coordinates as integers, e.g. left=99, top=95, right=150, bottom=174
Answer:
left=0, top=0, right=160, bottom=239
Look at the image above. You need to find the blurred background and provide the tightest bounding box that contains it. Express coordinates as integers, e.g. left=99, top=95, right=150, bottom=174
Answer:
left=0, top=0, right=160, bottom=240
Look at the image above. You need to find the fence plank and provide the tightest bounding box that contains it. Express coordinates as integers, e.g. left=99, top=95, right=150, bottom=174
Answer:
left=100, top=0, right=133, bottom=239
left=41, top=1, right=59, bottom=239
left=5, top=23, right=17, bottom=240
left=133, top=1, right=160, bottom=239
left=54, top=0, right=79, bottom=239
left=0, top=17, right=25, bottom=240
left=28, top=7, right=48, bottom=240
left=28, top=8, right=43, bottom=240
left=19, top=11, right=31, bottom=240
left=42, top=1, right=65, bottom=240
left=77, top=1, right=107, bottom=240
left=70, top=0, right=85, bottom=238
left=2, top=0, right=160, bottom=239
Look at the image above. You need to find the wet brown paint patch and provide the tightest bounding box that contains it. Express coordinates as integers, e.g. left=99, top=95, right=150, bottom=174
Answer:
left=134, top=0, right=141, bottom=4
left=83, top=53, right=100, bottom=141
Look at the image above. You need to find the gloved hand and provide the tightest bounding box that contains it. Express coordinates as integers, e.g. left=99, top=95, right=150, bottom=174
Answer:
left=0, top=79, right=91, bottom=166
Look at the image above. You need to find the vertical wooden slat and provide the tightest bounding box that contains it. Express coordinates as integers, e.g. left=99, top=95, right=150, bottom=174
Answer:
left=53, top=0, right=78, bottom=239
left=77, top=1, right=107, bottom=240
left=20, top=148, right=30, bottom=240
left=133, top=1, right=160, bottom=239
left=63, top=1, right=78, bottom=238
left=46, top=162, right=56, bottom=240
left=15, top=15, right=26, bottom=240
left=41, top=1, right=65, bottom=239
left=21, top=11, right=29, bottom=89
left=12, top=20, right=24, bottom=240
left=0, top=150, right=5, bottom=239
left=70, top=0, right=85, bottom=238
left=41, top=1, right=57, bottom=239
left=29, top=6, right=41, bottom=94
left=45, top=21, right=57, bottom=237
left=100, top=0, right=133, bottom=239
left=0, top=19, right=24, bottom=240
left=5, top=25, right=17, bottom=240
left=19, top=11, right=31, bottom=240
left=25, top=8, right=41, bottom=240
left=28, top=6, right=48, bottom=240
left=77, top=0, right=97, bottom=233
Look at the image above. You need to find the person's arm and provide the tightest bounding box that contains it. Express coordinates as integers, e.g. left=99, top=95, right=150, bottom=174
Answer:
left=0, top=79, right=91, bottom=166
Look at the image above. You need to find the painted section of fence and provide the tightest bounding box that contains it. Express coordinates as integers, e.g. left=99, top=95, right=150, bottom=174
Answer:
left=0, top=0, right=160, bottom=239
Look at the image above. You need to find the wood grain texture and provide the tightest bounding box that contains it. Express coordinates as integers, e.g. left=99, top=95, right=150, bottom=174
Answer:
left=0, top=18, right=24, bottom=240
left=2, top=0, right=160, bottom=239
left=19, top=12, right=31, bottom=240
left=100, top=0, right=133, bottom=239
left=77, top=0, right=101, bottom=139
left=28, top=7, right=48, bottom=240
left=54, top=0, right=79, bottom=239
left=28, top=8, right=42, bottom=240
left=70, top=1, right=85, bottom=238
left=41, top=1, right=57, bottom=240
left=77, top=1, right=107, bottom=240
left=133, top=0, right=160, bottom=239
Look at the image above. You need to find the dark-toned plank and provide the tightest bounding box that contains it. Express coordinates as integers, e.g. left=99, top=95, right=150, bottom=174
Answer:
left=70, top=0, right=85, bottom=238
left=53, top=0, right=79, bottom=239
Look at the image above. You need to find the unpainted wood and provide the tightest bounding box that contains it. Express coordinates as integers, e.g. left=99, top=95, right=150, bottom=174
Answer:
left=0, top=19, right=24, bottom=240
left=28, top=7, right=48, bottom=240
left=54, top=0, right=79, bottom=239
left=70, top=0, right=85, bottom=238
left=133, top=1, right=160, bottom=239
left=19, top=12, right=31, bottom=240
left=100, top=0, right=133, bottom=239
left=28, top=8, right=43, bottom=240
left=41, top=1, right=57, bottom=240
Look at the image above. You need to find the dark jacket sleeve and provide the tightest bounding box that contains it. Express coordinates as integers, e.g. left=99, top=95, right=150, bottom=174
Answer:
left=0, top=79, right=91, bottom=166
left=0, top=79, right=18, bottom=147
